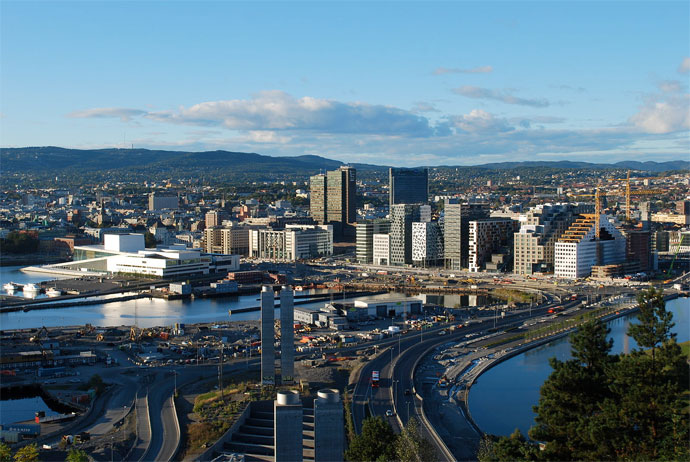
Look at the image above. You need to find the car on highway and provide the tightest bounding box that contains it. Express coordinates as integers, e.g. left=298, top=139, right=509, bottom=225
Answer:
left=385, top=409, right=393, bottom=417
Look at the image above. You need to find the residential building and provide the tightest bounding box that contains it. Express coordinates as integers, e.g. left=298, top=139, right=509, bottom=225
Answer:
left=389, top=167, right=428, bottom=207
left=468, top=218, right=518, bottom=272
left=554, top=214, right=626, bottom=278
left=356, top=219, right=390, bottom=264
left=411, top=221, right=443, bottom=267
left=443, top=201, right=489, bottom=270
left=513, top=204, right=591, bottom=275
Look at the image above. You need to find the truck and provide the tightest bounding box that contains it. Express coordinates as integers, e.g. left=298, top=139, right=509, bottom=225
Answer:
left=371, top=370, right=380, bottom=388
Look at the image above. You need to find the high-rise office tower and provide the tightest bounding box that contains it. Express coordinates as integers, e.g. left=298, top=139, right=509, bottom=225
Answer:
left=279, top=286, right=294, bottom=383
left=314, top=389, right=344, bottom=462
left=390, top=204, right=422, bottom=265
left=274, top=391, right=303, bottom=462
left=309, top=167, right=356, bottom=240
left=309, top=173, right=327, bottom=224
left=260, top=286, right=275, bottom=385
left=444, top=201, right=489, bottom=270
left=389, top=167, right=428, bottom=207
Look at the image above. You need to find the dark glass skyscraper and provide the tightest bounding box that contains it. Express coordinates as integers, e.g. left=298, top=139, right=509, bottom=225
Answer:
left=389, top=167, right=428, bottom=207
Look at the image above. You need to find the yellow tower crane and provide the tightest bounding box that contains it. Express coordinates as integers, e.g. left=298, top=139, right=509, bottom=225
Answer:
left=606, top=170, right=666, bottom=220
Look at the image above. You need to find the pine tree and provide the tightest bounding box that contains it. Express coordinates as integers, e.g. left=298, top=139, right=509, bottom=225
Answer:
left=345, top=416, right=397, bottom=462
left=593, top=287, right=689, bottom=460
left=529, top=320, right=615, bottom=460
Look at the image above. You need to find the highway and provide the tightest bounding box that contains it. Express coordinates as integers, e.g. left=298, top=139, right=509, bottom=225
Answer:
left=351, top=298, right=583, bottom=460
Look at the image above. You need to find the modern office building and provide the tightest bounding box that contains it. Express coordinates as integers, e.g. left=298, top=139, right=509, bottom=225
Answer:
left=279, top=286, right=295, bottom=383
left=148, top=193, right=178, bottom=211
left=389, top=167, right=428, bottom=207
left=468, top=218, right=519, bottom=273
left=274, top=391, right=303, bottom=462
left=372, top=234, right=391, bottom=266
left=513, top=203, right=592, bottom=275
left=625, top=229, right=653, bottom=272
left=261, top=286, right=275, bottom=385
left=554, top=214, right=626, bottom=278
left=443, top=201, right=489, bottom=270
left=204, top=226, right=250, bottom=256
left=390, top=204, right=423, bottom=265
left=309, top=166, right=356, bottom=240
left=249, top=225, right=333, bottom=261
left=314, top=389, right=344, bottom=462
left=411, top=221, right=443, bottom=267
left=356, top=219, right=391, bottom=264
left=309, top=173, right=328, bottom=224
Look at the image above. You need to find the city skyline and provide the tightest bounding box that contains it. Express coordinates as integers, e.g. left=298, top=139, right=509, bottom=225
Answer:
left=1, top=1, right=688, bottom=166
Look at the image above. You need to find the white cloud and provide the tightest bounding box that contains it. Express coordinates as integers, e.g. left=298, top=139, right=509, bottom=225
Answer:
left=678, top=57, right=690, bottom=74
left=67, top=107, right=147, bottom=122
left=433, top=65, right=493, bottom=75
left=629, top=94, right=690, bottom=134
left=145, top=90, right=434, bottom=136
left=452, top=86, right=550, bottom=107
left=449, top=109, right=514, bottom=133
left=629, top=78, right=690, bottom=134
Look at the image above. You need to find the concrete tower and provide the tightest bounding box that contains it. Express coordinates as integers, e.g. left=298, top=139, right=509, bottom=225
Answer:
left=274, top=390, right=303, bottom=462
left=280, top=286, right=295, bottom=383
left=260, top=285, right=275, bottom=385
left=314, top=389, right=344, bottom=462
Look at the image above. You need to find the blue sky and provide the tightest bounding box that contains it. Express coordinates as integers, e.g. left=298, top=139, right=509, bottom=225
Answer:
left=1, top=1, right=688, bottom=166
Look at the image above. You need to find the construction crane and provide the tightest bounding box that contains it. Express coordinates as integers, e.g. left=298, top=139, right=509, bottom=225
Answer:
left=606, top=170, right=666, bottom=220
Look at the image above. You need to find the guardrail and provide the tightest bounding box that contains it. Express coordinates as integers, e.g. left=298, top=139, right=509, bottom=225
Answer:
left=169, top=394, right=182, bottom=462
left=406, top=336, right=458, bottom=462
left=138, top=391, right=153, bottom=462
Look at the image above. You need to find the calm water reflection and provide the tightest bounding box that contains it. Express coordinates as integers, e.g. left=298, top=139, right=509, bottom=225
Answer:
left=468, top=297, right=689, bottom=436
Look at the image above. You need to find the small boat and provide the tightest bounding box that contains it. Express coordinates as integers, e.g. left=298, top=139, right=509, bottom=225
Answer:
left=46, top=287, right=63, bottom=297
left=23, top=283, right=41, bottom=292
left=3, top=282, right=18, bottom=292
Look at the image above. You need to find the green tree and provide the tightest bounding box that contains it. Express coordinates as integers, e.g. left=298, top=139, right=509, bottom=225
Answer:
left=394, top=417, right=437, bottom=462
left=144, top=231, right=157, bottom=248
left=0, top=442, right=11, bottom=462
left=492, top=429, right=537, bottom=461
left=529, top=320, right=615, bottom=460
left=593, top=287, right=689, bottom=460
left=65, top=448, right=89, bottom=462
left=12, top=444, right=38, bottom=462
left=345, top=416, right=397, bottom=462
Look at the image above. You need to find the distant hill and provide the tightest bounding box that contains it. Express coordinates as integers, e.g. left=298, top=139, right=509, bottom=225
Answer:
left=0, top=147, right=687, bottom=180
left=471, top=160, right=690, bottom=172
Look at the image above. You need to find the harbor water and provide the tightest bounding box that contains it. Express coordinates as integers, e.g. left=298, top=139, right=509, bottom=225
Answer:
left=468, top=297, right=689, bottom=437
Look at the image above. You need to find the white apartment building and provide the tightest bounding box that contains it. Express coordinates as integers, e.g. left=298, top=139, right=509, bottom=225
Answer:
left=373, top=234, right=391, bottom=266
left=554, top=214, right=626, bottom=279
